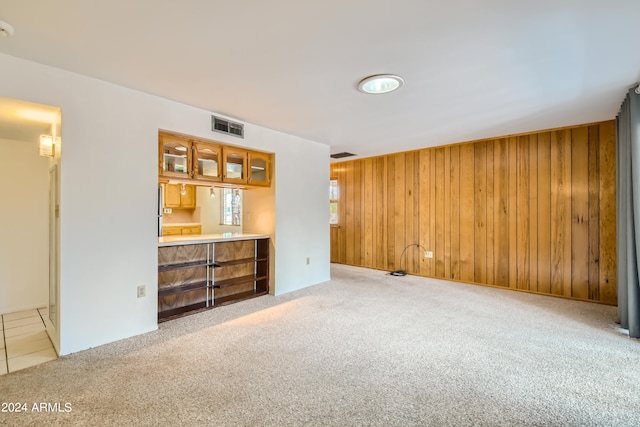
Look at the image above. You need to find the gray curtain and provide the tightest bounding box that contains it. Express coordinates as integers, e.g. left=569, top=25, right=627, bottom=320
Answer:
left=617, top=87, right=640, bottom=338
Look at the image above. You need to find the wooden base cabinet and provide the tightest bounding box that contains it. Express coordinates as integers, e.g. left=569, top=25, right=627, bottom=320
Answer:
left=158, top=238, right=269, bottom=321
left=162, top=225, right=202, bottom=236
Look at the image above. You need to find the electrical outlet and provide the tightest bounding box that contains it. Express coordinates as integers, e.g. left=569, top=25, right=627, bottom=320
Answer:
left=163, top=208, right=172, bottom=214
left=306, top=257, right=310, bottom=265
left=137, top=285, right=146, bottom=298
left=425, top=251, right=433, bottom=258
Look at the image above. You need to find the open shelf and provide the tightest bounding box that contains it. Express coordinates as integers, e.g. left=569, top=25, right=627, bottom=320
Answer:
left=158, top=281, right=208, bottom=297
left=158, top=302, right=207, bottom=322
left=214, top=290, right=268, bottom=307
left=158, top=238, right=270, bottom=322
left=158, top=260, right=209, bottom=272
left=213, top=257, right=254, bottom=267
left=213, top=274, right=268, bottom=289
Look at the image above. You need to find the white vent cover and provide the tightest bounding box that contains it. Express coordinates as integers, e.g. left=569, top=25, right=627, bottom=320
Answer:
left=212, top=115, right=244, bottom=138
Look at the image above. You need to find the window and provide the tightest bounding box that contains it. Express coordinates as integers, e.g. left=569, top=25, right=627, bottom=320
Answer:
left=330, top=179, right=338, bottom=225
left=221, top=188, right=242, bottom=226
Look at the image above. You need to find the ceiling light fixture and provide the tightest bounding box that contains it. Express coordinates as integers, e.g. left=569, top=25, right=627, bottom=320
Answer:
left=357, top=74, right=404, bottom=94
left=0, top=19, right=14, bottom=37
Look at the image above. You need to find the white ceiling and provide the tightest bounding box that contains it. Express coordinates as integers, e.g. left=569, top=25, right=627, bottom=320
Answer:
left=0, top=1, right=639, bottom=160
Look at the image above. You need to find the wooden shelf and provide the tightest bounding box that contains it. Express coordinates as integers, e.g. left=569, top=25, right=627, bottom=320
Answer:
left=213, top=274, right=268, bottom=289
left=214, top=290, right=268, bottom=306
left=158, top=281, right=208, bottom=297
left=158, top=260, right=209, bottom=272
left=214, top=257, right=255, bottom=267
left=158, top=302, right=207, bottom=322
left=158, top=237, right=270, bottom=322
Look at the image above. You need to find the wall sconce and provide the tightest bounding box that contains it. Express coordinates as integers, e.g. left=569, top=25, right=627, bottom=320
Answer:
left=180, top=183, right=187, bottom=196
left=209, top=187, right=216, bottom=198
left=39, top=135, right=54, bottom=157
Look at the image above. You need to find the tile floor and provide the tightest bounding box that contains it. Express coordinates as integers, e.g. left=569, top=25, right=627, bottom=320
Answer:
left=0, top=307, right=57, bottom=375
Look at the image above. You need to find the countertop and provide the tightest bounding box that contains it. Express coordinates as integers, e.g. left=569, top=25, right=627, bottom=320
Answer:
left=158, top=232, right=270, bottom=247
left=162, top=222, right=201, bottom=227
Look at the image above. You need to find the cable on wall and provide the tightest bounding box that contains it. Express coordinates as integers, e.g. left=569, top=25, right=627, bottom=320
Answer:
left=389, top=243, right=428, bottom=276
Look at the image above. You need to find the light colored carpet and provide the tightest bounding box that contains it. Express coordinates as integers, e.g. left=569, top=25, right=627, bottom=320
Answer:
left=1, top=264, right=638, bottom=426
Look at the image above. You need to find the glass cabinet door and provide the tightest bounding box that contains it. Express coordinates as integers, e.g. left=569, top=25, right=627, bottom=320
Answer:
left=222, top=147, right=247, bottom=184
left=248, top=151, right=271, bottom=186
left=159, top=134, right=191, bottom=179
left=193, top=141, right=221, bottom=182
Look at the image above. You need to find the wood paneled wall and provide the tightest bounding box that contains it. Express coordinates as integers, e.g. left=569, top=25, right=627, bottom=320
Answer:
left=330, top=121, right=617, bottom=304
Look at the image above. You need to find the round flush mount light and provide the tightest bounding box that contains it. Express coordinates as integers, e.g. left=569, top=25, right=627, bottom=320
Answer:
left=0, top=19, right=14, bottom=37
left=357, top=74, right=404, bottom=94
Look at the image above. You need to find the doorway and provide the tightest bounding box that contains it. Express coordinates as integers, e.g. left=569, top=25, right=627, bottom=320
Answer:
left=0, top=96, right=61, bottom=357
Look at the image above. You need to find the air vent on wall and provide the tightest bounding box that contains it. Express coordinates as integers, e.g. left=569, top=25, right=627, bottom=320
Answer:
left=212, top=115, right=244, bottom=138
left=330, top=152, right=357, bottom=159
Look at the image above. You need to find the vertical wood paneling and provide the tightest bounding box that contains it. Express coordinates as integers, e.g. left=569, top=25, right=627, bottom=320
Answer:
left=364, top=158, right=374, bottom=268
left=508, top=137, right=518, bottom=289
left=444, top=148, right=452, bottom=278
left=345, top=162, right=355, bottom=265
left=330, top=121, right=617, bottom=304
left=529, top=135, right=538, bottom=292
left=537, top=132, right=552, bottom=294
left=405, top=153, right=415, bottom=273
left=429, top=150, right=436, bottom=277
left=354, top=160, right=363, bottom=265
left=486, top=141, right=495, bottom=286
left=474, top=141, right=487, bottom=283
left=551, top=130, right=572, bottom=297
left=381, top=157, right=388, bottom=268
left=386, top=156, right=395, bottom=270
left=435, top=148, right=445, bottom=277
left=494, top=138, right=510, bottom=287
left=450, top=146, right=461, bottom=280
left=419, top=150, right=431, bottom=276
left=587, top=126, right=600, bottom=301
left=571, top=127, right=589, bottom=300
left=459, top=144, right=475, bottom=282
left=599, top=121, right=617, bottom=304
left=516, top=136, right=530, bottom=290
left=394, top=154, right=405, bottom=271
left=414, top=153, right=422, bottom=274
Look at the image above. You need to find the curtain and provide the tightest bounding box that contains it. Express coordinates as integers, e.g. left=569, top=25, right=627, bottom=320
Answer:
left=617, top=87, right=640, bottom=338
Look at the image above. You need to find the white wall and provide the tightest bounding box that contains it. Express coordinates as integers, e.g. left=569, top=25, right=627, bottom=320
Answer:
left=0, top=52, right=330, bottom=355
left=0, top=138, right=50, bottom=314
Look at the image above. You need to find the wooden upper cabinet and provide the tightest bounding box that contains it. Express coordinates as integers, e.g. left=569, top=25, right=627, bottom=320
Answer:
left=222, top=147, right=248, bottom=185
left=159, top=131, right=272, bottom=188
left=163, top=184, right=196, bottom=209
left=159, top=133, right=192, bottom=180
left=248, top=151, right=271, bottom=186
left=180, top=184, right=196, bottom=208
left=164, top=183, right=181, bottom=208
left=192, top=141, right=222, bottom=183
